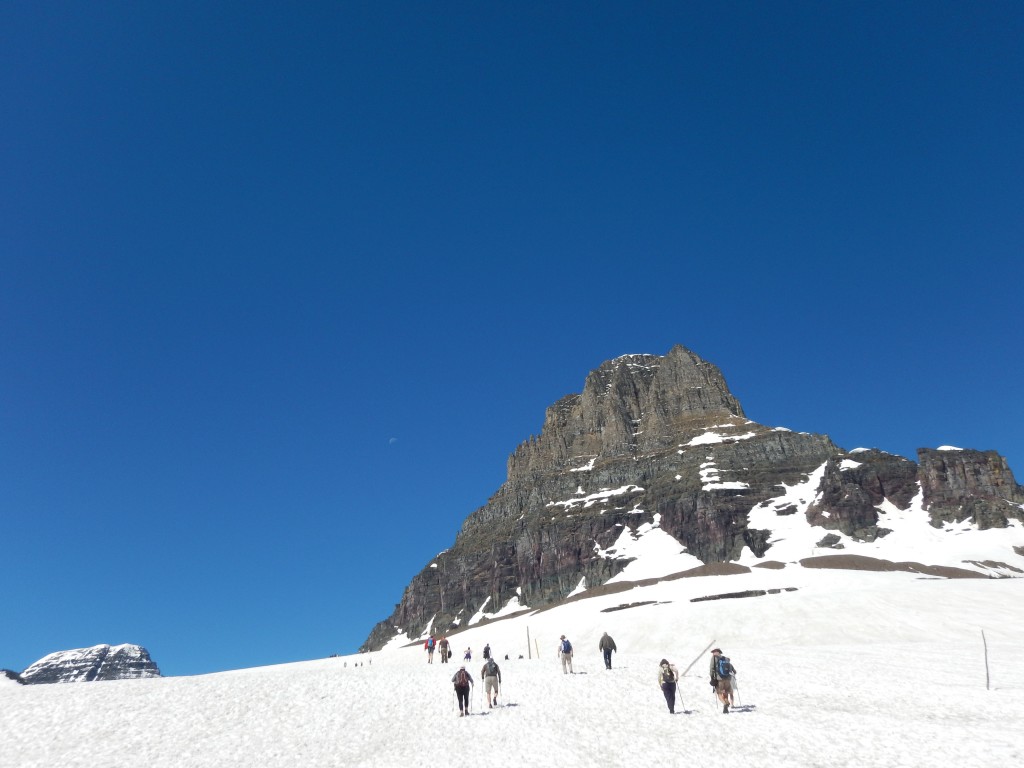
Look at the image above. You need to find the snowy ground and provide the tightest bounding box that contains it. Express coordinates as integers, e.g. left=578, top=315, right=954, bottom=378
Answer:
left=3, top=566, right=1023, bottom=768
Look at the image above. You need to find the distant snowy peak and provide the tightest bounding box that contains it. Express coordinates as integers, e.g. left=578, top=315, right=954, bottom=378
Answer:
left=20, top=643, right=160, bottom=684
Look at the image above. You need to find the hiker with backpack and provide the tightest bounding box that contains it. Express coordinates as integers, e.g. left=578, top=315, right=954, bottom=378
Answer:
left=438, top=637, right=450, bottom=663
left=483, top=643, right=491, bottom=660
left=480, top=657, right=501, bottom=707
left=598, top=631, right=617, bottom=670
left=452, top=666, right=474, bottom=717
left=557, top=635, right=574, bottom=674
left=657, top=658, right=680, bottom=714
left=424, top=635, right=436, bottom=664
left=709, top=648, right=736, bottom=713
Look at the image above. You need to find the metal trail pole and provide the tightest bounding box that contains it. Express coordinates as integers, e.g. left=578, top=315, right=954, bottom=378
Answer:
left=982, top=629, right=991, bottom=690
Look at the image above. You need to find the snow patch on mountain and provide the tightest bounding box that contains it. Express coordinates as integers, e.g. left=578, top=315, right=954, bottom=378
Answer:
left=595, top=514, right=704, bottom=583
left=699, top=460, right=750, bottom=491
left=686, top=430, right=757, bottom=447
left=547, top=485, right=644, bottom=511
left=737, top=476, right=1024, bottom=574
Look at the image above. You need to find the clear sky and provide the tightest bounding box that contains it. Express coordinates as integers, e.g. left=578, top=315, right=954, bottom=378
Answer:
left=2, top=1, right=1021, bottom=677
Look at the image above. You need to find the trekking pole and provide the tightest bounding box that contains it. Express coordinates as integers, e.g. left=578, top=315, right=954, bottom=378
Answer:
left=682, top=640, right=717, bottom=677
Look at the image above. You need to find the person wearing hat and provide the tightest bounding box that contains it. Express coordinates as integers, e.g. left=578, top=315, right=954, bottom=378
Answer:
left=452, top=665, right=474, bottom=716
left=657, top=658, right=680, bottom=713
left=709, top=648, right=736, bottom=713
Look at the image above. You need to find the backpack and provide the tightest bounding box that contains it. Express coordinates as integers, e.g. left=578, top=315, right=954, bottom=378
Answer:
left=454, top=669, right=471, bottom=687
left=661, top=665, right=675, bottom=683
left=485, top=659, right=498, bottom=677
left=427, top=638, right=435, bottom=650
left=561, top=639, right=572, bottom=654
left=716, top=656, right=734, bottom=678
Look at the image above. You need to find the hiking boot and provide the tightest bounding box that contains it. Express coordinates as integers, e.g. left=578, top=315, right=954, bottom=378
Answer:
left=723, top=703, right=729, bottom=714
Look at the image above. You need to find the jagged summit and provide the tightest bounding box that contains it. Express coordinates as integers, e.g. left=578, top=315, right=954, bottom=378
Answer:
left=361, top=346, right=1024, bottom=652
left=509, top=345, right=745, bottom=479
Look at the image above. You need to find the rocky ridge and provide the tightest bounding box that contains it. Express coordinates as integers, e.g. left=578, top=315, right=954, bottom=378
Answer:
left=362, top=345, right=1024, bottom=651
left=18, top=644, right=161, bottom=684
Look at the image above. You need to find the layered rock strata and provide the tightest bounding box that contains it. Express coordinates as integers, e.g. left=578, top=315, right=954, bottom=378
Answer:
left=362, top=345, right=1023, bottom=651
left=19, top=644, right=160, bottom=684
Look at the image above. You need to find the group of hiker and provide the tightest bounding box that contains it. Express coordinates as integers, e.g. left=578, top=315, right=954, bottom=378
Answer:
left=423, top=635, right=453, bottom=664
left=448, top=655, right=503, bottom=716
left=656, top=647, right=737, bottom=714
left=426, top=631, right=738, bottom=717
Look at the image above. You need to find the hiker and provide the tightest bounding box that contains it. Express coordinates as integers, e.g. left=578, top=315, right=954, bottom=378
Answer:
left=424, top=635, right=436, bottom=663
left=558, top=635, right=574, bottom=674
left=452, top=665, right=474, bottom=717
left=483, top=643, right=491, bottom=660
left=463, top=647, right=472, bottom=661
left=709, top=648, right=737, bottom=713
left=480, top=657, right=502, bottom=708
left=658, top=658, right=680, bottom=714
left=438, top=636, right=450, bottom=663
left=598, top=631, right=617, bottom=670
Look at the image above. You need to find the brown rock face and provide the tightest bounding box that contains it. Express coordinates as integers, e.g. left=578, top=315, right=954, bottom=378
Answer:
left=360, top=346, right=1024, bottom=651
left=918, top=448, right=1024, bottom=529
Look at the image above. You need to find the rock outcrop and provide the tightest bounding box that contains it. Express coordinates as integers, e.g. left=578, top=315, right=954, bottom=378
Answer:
left=918, top=448, right=1024, bottom=529
left=361, top=345, right=1024, bottom=651
left=19, top=644, right=161, bottom=684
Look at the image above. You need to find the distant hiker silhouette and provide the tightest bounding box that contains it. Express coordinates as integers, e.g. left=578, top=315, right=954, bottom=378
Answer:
left=598, top=632, right=617, bottom=670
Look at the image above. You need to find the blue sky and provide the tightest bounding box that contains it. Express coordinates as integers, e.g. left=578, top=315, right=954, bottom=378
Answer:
left=2, top=1, right=1021, bottom=677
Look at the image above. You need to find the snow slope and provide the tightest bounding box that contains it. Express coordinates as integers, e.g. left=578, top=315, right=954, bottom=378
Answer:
left=5, top=482, right=1023, bottom=767
left=2, top=566, right=1022, bottom=768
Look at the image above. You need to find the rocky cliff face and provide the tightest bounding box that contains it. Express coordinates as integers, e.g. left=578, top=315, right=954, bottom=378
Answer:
left=361, top=345, right=1024, bottom=651
left=19, top=644, right=160, bottom=684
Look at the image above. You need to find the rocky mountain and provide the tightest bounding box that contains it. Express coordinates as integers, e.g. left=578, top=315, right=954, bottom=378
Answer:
left=362, top=345, right=1024, bottom=651
left=19, top=644, right=161, bottom=684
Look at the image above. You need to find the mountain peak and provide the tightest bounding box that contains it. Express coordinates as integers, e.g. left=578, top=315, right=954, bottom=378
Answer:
left=509, top=345, right=745, bottom=480
left=361, top=346, right=1023, bottom=652
left=20, top=643, right=160, bottom=684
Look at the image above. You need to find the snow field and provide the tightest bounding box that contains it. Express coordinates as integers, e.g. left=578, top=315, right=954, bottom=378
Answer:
left=2, top=571, right=1022, bottom=767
